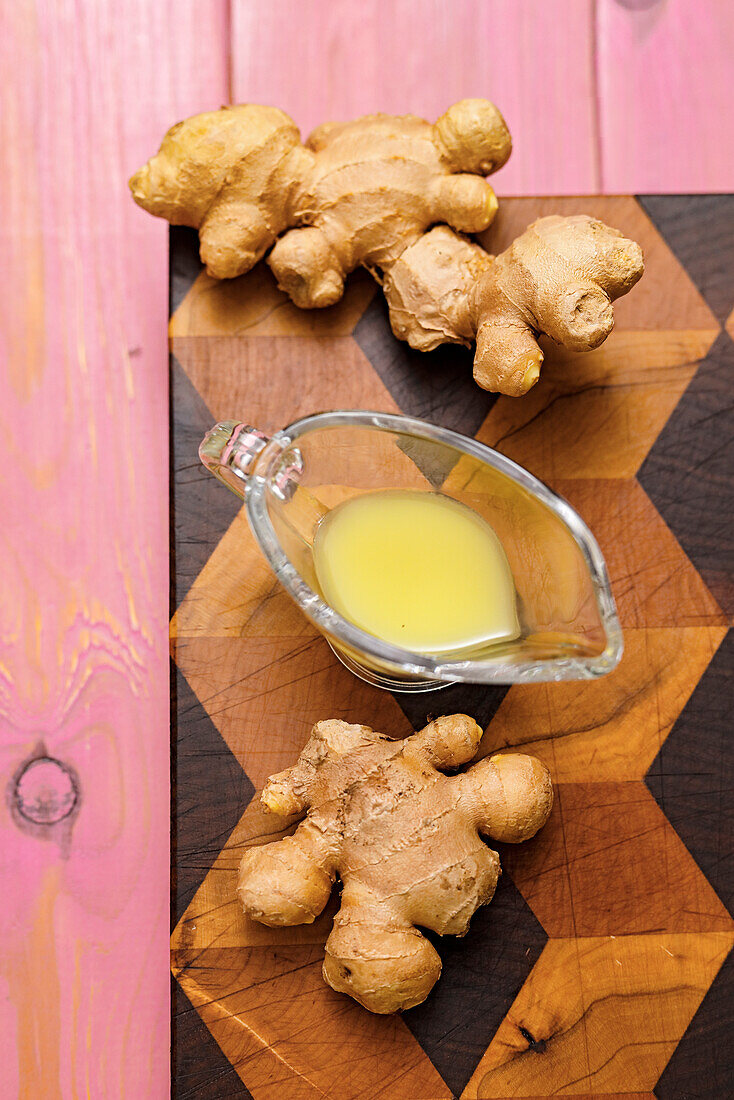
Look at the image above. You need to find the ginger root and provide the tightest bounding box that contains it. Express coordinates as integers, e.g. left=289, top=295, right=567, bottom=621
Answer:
left=384, top=217, right=644, bottom=395
left=130, top=100, right=511, bottom=296
left=238, top=715, right=552, bottom=1014
left=131, top=104, right=643, bottom=395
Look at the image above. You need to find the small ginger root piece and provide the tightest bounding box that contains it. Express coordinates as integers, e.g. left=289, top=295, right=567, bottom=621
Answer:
left=129, top=99, right=511, bottom=293
left=384, top=216, right=644, bottom=395
left=238, top=715, right=552, bottom=1014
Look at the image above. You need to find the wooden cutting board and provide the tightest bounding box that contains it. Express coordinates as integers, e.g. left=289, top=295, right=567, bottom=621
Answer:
left=169, top=196, right=734, bottom=1100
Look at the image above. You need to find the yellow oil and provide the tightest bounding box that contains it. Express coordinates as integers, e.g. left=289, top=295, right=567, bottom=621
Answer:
left=313, top=489, right=519, bottom=654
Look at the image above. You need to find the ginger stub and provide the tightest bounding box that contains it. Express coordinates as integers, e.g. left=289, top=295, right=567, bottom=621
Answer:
left=238, top=715, right=553, bottom=1014
left=384, top=217, right=644, bottom=395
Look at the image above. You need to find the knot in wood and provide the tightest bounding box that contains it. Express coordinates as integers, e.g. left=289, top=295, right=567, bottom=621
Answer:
left=13, top=755, right=79, bottom=826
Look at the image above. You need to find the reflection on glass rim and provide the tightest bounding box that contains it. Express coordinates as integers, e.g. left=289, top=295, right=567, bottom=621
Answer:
left=244, top=410, right=623, bottom=685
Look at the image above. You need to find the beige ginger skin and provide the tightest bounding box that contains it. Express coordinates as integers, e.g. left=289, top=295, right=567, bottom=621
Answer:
left=384, top=218, right=644, bottom=395
left=129, top=99, right=511, bottom=300
left=238, top=715, right=553, bottom=1014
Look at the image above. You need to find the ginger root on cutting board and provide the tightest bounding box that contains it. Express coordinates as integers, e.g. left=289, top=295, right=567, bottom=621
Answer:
left=384, top=217, right=644, bottom=395
left=130, top=101, right=643, bottom=395
left=238, top=715, right=552, bottom=1014
left=129, top=100, right=510, bottom=295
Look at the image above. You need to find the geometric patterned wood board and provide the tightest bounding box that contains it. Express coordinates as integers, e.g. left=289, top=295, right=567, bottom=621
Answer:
left=169, top=196, right=734, bottom=1099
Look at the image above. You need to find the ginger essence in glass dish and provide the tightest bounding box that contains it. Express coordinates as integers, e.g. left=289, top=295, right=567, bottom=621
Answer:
left=312, top=489, right=519, bottom=655
left=200, top=412, right=623, bottom=691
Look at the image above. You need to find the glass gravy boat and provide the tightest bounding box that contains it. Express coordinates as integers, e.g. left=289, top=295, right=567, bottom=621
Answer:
left=200, top=410, right=622, bottom=692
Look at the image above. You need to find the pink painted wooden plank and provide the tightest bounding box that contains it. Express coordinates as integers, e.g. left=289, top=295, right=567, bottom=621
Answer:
left=597, top=0, right=734, bottom=192
left=231, top=0, right=600, bottom=195
left=0, top=2, right=227, bottom=1096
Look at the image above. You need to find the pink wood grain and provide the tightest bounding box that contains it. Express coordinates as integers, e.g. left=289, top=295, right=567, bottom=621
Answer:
left=232, top=0, right=734, bottom=196
left=0, top=2, right=227, bottom=1095
left=231, top=0, right=601, bottom=195
left=597, top=0, right=734, bottom=192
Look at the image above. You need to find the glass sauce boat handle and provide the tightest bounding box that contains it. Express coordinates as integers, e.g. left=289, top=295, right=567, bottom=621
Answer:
left=199, top=421, right=327, bottom=545
left=199, top=421, right=272, bottom=500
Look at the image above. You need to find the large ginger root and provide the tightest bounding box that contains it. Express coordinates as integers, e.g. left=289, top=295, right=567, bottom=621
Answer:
left=131, top=105, right=643, bottom=396
left=238, top=715, right=552, bottom=1014
left=384, top=217, right=644, bottom=395
left=130, top=100, right=511, bottom=298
